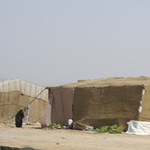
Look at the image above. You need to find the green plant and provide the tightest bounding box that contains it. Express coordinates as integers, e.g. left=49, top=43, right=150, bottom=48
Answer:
left=96, top=125, right=124, bottom=134
left=47, top=123, right=63, bottom=129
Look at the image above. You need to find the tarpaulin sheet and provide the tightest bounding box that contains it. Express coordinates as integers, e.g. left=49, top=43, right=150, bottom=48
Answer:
left=126, top=120, right=150, bottom=135
left=41, top=87, right=74, bottom=126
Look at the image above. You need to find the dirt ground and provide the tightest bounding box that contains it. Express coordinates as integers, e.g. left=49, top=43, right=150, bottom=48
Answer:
left=0, top=124, right=150, bottom=150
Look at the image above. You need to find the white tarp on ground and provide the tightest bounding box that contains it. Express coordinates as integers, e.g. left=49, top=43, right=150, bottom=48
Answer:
left=0, top=79, right=48, bottom=101
left=126, top=120, right=150, bottom=135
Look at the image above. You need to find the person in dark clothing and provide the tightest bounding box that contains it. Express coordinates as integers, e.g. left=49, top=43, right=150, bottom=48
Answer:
left=15, top=109, right=24, bottom=127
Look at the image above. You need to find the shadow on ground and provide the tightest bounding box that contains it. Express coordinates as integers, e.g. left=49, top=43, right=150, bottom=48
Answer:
left=0, top=146, right=41, bottom=150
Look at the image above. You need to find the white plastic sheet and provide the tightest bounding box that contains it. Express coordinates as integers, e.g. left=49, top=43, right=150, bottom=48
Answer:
left=126, top=120, right=150, bottom=135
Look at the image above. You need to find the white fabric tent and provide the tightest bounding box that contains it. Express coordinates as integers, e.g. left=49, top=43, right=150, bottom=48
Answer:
left=0, top=79, right=48, bottom=101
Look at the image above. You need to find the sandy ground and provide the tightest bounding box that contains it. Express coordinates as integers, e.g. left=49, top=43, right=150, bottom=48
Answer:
left=0, top=125, right=150, bottom=150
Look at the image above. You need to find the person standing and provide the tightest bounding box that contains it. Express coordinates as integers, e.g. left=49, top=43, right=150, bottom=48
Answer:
left=15, top=109, right=24, bottom=127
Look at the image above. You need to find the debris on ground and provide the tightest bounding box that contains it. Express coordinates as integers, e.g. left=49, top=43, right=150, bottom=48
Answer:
left=0, top=123, right=5, bottom=128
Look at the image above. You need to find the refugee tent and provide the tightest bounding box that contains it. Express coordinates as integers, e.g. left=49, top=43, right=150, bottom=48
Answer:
left=0, top=79, right=48, bottom=124
left=41, top=76, right=150, bottom=130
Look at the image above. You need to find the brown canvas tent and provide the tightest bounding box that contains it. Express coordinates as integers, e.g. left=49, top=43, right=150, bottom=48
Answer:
left=41, top=76, right=150, bottom=130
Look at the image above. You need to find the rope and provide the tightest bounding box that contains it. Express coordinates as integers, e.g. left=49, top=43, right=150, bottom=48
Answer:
left=28, top=88, right=46, bottom=105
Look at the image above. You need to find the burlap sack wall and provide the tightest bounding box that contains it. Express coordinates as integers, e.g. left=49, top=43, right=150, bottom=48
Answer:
left=0, top=91, right=47, bottom=124
left=73, top=85, right=144, bottom=130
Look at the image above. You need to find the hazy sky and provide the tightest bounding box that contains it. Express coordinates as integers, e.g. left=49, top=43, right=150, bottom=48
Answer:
left=0, top=0, right=150, bottom=86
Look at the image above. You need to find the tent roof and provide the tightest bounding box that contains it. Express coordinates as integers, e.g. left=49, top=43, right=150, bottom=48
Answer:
left=0, top=79, right=48, bottom=101
left=58, top=76, right=150, bottom=88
